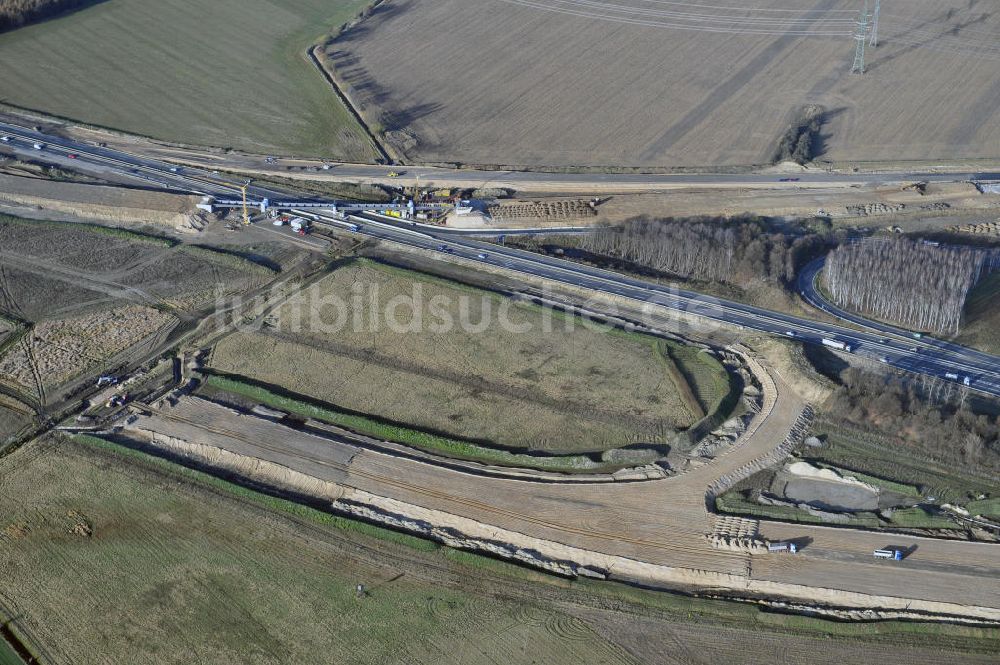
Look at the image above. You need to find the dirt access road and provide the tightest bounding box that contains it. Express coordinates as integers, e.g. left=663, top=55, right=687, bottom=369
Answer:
left=124, top=362, right=1000, bottom=619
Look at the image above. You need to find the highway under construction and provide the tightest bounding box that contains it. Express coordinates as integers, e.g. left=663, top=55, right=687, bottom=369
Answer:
left=3, top=118, right=1000, bottom=626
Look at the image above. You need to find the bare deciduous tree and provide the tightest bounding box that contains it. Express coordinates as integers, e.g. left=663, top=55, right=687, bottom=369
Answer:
left=823, top=238, right=999, bottom=334
left=579, top=215, right=828, bottom=287
left=0, top=0, right=87, bottom=32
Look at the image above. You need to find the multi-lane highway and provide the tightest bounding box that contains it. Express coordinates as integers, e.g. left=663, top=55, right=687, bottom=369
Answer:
left=5, top=121, right=1000, bottom=397
left=5, top=119, right=1000, bottom=192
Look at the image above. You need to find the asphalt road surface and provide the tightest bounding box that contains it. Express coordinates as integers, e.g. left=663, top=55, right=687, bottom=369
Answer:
left=5, top=121, right=1000, bottom=397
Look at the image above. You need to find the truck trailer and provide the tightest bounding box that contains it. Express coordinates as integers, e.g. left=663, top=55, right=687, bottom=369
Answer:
left=821, top=338, right=852, bottom=353
left=767, top=541, right=798, bottom=554
left=873, top=548, right=903, bottom=561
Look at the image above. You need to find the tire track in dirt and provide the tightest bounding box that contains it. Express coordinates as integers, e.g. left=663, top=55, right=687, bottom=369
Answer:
left=136, top=401, right=727, bottom=559
left=0, top=264, right=23, bottom=321
left=17, top=334, right=46, bottom=409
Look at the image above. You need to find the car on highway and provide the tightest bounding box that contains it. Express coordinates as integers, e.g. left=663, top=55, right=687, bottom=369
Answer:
left=32, top=142, right=45, bottom=150
left=169, top=166, right=179, bottom=173
left=784, top=330, right=795, bottom=337
left=67, top=153, right=78, bottom=159
left=779, top=177, right=800, bottom=182
left=477, top=253, right=489, bottom=260
left=436, top=244, right=452, bottom=252
left=0, top=135, right=10, bottom=142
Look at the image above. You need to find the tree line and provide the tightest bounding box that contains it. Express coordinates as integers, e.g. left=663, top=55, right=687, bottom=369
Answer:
left=830, top=367, right=1000, bottom=477
left=0, top=0, right=88, bottom=32
left=823, top=237, right=999, bottom=334
left=578, top=215, right=831, bottom=287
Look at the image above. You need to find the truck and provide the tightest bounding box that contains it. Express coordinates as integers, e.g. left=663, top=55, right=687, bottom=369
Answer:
left=944, top=373, right=972, bottom=386
left=767, top=541, right=797, bottom=554
left=821, top=338, right=852, bottom=353
left=289, top=217, right=307, bottom=233
left=347, top=223, right=361, bottom=233
left=873, top=548, right=903, bottom=561
left=95, top=375, right=118, bottom=388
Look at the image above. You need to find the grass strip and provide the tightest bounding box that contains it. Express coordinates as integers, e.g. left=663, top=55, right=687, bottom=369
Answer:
left=202, top=373, right=603, bottom=473
left=181, top=245, right=280, bottom=275
left=965, top=497, right=1000, bottom=518
left=715, top=492, right=882, bottom=528
left=887, top=507, right=957, bottom=529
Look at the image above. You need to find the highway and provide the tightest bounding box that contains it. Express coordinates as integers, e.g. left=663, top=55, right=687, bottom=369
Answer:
left=5, top=121, right=1000, bottom=397
left=4, top=119, right=1000, bottom=192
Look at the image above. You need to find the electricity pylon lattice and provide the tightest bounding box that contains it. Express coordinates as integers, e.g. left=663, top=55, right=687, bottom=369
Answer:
left=851, top=0, right=870, bottom=74
left=869, top=0, right=881, bottom=48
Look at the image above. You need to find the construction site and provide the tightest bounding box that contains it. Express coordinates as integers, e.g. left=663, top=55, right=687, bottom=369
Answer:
left=1, top=0, right=1000, bottom=663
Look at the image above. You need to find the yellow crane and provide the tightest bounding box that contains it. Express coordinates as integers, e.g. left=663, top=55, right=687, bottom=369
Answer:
left=239, top=179, right=252, bottom=226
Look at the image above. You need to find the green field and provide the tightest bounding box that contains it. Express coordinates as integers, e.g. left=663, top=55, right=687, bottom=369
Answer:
left=208, top=259, right=729, bottom=455
left=0, top=0, right=375, bottom=158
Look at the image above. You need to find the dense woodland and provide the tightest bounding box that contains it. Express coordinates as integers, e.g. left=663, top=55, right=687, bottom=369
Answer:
left=824, top=238, right=999, bottom=333
left=830, top=367, right=1000, bottom=477
left=0, top=0, right=86, bottom=31
left=578, top=216, right=830, bottom=287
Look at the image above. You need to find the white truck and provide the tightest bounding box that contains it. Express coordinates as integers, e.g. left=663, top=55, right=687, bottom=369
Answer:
left=821, top=338, right=852, bottom=353
left=944, top=373, right=972, bottom=386
left=767, top=541, right=798, bottom=554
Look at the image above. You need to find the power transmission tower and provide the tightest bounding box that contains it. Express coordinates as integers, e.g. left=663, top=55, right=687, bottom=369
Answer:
left=851, top=0, right=870, bottom=74
left=869, top=0, right=881, bottom=48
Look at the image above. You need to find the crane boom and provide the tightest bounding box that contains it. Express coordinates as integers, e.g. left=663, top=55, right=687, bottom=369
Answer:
left=239, top=179, right=252, bottom=225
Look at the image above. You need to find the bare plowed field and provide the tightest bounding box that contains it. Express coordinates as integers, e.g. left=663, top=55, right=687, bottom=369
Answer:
left=331, top=0, right=1000, bottom=167
left=209, top=260, right=714, bottom=453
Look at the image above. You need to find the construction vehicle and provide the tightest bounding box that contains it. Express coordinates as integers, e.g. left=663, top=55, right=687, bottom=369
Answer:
left=767, top=541, right=798, bottom=554
left=821, top=338, right=852, bottom=352
left=105, top=392, right=128, bottom=409
left=238, top=179, right=252, bottom=225
left=873, top=548, right=903, bottom=561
